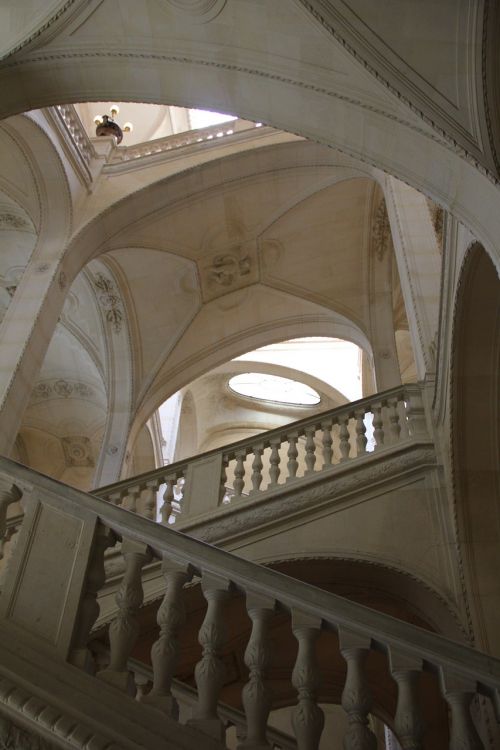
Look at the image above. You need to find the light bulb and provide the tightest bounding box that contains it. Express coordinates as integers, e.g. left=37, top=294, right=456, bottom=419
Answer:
left=110, top=104, right=120, bottom=117
left=123, top=122, right=133, bottom=133
left=93, top=115, right=103, bottom=125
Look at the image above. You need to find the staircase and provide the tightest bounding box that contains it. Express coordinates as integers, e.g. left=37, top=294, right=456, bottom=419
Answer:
left=0, top=386, right=499, bottom=749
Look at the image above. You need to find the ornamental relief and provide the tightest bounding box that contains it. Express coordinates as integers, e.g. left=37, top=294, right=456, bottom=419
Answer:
left=198, top=239, right=259, bottom=302
left=31, top=379, right=95, bottom=402
left=372, top=201, right=391, bottom=261
left=61, top=435, right=95, bottom=468
left=94, top=272, right=124, bottom=334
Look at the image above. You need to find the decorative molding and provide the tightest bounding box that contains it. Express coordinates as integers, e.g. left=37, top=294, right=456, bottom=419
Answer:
left=0, top=715, right=56, bottom=749
left=426, top=199, right=444, bottom=250
left=179, top=444, right=436, bottom=544
left=94, top=273, right=124, bottom=334
left=0, top=670, right=116, bottom=750
left=61, top=435, right=94, bottom=468
left=6, top=49, right=485, bottom=178
left=296, top=1, right=497, bottom=180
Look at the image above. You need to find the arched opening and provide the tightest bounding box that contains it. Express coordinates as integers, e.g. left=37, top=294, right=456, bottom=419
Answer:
left=452, top=243, right=500, bottom=656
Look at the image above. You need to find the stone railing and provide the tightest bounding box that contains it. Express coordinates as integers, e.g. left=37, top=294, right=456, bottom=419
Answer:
left=0, top=457, right=498, bottom=749
left=95, top=383, right=430, bottom=526
left=107, top=119, right=264, bottom=164
left=51, top=104, right=96, bottom=168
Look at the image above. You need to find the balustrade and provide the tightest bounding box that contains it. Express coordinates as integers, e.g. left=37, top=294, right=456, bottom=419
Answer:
left=95, top=384, right=431, bottom=529
left=0, top=455, right=497, bottom=750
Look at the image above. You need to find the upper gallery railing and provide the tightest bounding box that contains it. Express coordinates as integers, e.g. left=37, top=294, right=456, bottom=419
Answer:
left=0, top=457, right=497, bottom=749
left=95, top=383, right=431, bottom=527
left=107, top=119, right=265, bottom=164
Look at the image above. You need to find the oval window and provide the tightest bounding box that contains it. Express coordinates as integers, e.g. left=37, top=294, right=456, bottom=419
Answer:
left=229, top=373, right=320, bottom=406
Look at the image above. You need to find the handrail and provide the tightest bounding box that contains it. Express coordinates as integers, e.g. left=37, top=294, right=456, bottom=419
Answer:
left=0, top=456, right=498, bottom=689
left=0, top=456, right=497, bottom=747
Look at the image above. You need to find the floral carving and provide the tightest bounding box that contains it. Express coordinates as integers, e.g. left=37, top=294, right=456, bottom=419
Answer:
left=94, top=273, right=124, bottom=333
left=372, top=200, right=391, bottom=261
left=61, top=436, right=94, bottom=467
left=31, top=379, right=94, bottom=402
left=209, top=252, right=251, bottom=287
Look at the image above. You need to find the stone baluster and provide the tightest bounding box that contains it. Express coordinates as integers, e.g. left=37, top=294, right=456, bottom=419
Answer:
left=238, top=593, right=275, bottom=750
left=250, top=445, right=264, bottom=495
left=70, top=525, right=115, bottom=672
left=268, top=438, right=281, bottom=488
left=0, top=478, right=22, bottom=560
left=161, top=479, right=175, bottom=524
left=304, top=427, right=317, bottom=475
left=189, top=574, right=231, bottom=740
left=140, top=480, right=158, bottom=520
left=440, top=672, right=484, bottom=750
left=141, top=561, right=191, bottom=717
left=372, top=404, right=385, bottom=450
left=220, top=457, right=229, bottom=504
left=339, top=631, right=377, bottom=750
left=234, top=451, right=247, bottom=498
left=287, top=432, right=299, bottom=482
left=338, top=416, right=351, bottom=462
left=387, top=398, right=402, bottom=444
left=389, top=650, right=425, bottom=749
left=108, top=491, right=123, bottom=506
left=405, top=388, right=428, bottom=440
left=291, top=612, right=324, bottom=750
left=321, top=420, right=333, bottom=469
left=123, top=485, right=141, bottom=513
left=355, top=409, right=368, bottom=456
left=98, top=539, right=152, bottom=693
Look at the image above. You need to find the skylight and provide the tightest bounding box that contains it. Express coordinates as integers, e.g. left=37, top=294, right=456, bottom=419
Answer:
left=229, top=373, right=320, bottom=406
left=188, top=109, right=236, bottom=129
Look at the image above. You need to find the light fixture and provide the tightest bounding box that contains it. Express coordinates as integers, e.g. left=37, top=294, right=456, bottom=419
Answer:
left=94, top=105, right=132, bottom=144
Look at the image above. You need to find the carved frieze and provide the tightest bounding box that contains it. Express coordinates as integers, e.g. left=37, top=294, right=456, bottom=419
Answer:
left=198, top=240, right=259, bottom=302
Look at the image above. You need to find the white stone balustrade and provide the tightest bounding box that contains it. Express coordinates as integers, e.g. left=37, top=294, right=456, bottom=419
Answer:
left=0, top=455, right=497, bottom=750
left=107, top=119, right=263, bottom=164
left=95, top=383, right=430, bottom=526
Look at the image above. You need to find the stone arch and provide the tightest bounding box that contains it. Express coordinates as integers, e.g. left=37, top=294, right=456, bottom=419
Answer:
left=451, top=243, right=500, bottom=657
left=1, top=24, right=500, bottom=274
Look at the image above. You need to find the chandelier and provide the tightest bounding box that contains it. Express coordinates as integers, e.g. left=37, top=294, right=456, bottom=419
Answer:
left=94, top=105, right=133, bottom=144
